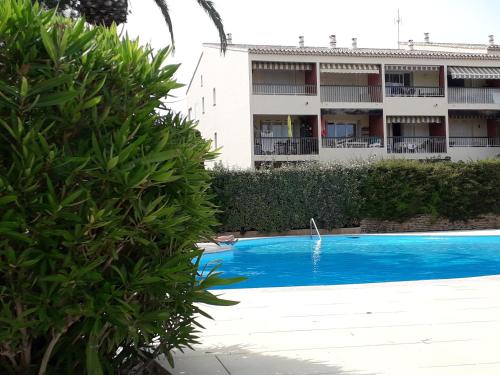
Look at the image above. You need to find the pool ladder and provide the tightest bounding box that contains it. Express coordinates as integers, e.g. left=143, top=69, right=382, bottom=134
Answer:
left=310, top=218, right=322, bottom=241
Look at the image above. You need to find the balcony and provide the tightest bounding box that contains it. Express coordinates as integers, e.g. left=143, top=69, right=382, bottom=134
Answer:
left=448, top=87, right=500, bottom=104
left=385, top=86, right=444, bottom=97
left=252, top=83, right=317, bottom=96
left=322, top=136, right=383, bottom=148
left=449, top=136, right=500, bottom=147
left=387, top=136, right=447, bottom=154
left=320, top=86, right=382, bottom=103
left=254, top=137, right=319, bottom=155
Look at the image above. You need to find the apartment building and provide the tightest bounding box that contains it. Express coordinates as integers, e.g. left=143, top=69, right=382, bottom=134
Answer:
left=186, top=34, right=500, bottom=168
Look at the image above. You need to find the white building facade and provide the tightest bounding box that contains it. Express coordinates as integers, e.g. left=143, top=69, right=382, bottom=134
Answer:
left=186, top=35, right=500, bottom=169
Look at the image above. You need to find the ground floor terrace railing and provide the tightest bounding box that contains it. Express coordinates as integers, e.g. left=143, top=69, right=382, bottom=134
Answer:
left=254, top=137, right=319, bottom=155
left=385, top=86, right=444, bottom=97
left=322, top=137, right=384, bottom=148
left=448, top=87, right=500, bottom=104
left=449, top=137, right=500, bottom=147
left=320, top=85, right=382, bottom=103
left=387, top=136, right=447, bottom=154
left=252, top=83, right=317, bottom=95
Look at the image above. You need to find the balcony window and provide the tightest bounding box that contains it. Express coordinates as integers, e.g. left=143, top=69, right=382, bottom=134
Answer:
left=385, top=72, right=411, bottom=87
left=326, top=123, right=356, bottom=138
left=260, top=121, right=288, bottom=137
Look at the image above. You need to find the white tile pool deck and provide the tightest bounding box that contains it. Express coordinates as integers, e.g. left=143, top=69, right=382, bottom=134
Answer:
left=161, top=230, right=500, bottom=375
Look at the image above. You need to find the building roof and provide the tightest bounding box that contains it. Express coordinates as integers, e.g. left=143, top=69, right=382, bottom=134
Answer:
left=203, top=42, right=500, bottom=60
left=399, top=41, right=490, bottom=51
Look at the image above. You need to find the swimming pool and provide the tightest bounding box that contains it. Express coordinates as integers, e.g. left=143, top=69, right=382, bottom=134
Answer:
left=199, top=235, right=500, bottom=289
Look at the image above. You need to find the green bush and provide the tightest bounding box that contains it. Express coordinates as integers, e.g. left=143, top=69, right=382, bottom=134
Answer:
left=211, top=160, right=500, bottom=232
left=210, top=163, right=366, bottom=232
left=361, top=159, right=500, bottom=221
left=0, top=1, right=239, bottom=374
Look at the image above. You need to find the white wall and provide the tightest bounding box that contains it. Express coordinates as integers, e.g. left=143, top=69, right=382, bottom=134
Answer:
left=320, top=148, right=385, bottom=162
left=449, top=118, right=487, bottom=137
left=186, top=47, right=253, bottom=168
left=384, top=96, right=448, bottom=116
left=412, top=71, right=440, bottom=87
left=448, top=147, right=500, bottom=161
left=253, top=70, right=305, bottom=84
left=320, top=73, right=368, bottom=86
left=251, top=95, right=319, bottom=115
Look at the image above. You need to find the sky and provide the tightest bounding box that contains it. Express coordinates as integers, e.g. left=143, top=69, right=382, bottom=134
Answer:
left=124, top=0, right=500, bottom=113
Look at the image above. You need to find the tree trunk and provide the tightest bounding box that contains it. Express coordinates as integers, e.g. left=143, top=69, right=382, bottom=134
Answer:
left=79, top=0, right=129, bottom=26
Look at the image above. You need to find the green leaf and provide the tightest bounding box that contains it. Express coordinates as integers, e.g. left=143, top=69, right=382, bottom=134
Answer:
left=194, top=291, right=241, bottom=306
left=29, top=75, right=73, bottom=96
left=40, top=26, right=58, bottom=63
left=81, top=96, right=101, bottom=110
left=40, top=275, right=67, bottom=283
left=200, top=275, right=246, bottom=289
left=106, top=156, right=119, bottom=170
left=20, top=77, right=28, bottom=99
left=86, top=322, right=104, bottom=375
left=143, top=150, right=177, bottom=163
left=61, top=190, right=84, bottom=206
left=34, top=90, right=78, bottom=107
left=0, top=195, right=17, bottom=206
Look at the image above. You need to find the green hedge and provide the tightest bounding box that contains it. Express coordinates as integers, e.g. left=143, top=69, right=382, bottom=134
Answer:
left=211, top=164, right=366, bottom=232
left=210, top=160, right=500, bottom=232
left=361, top=159, right=500, bottom=221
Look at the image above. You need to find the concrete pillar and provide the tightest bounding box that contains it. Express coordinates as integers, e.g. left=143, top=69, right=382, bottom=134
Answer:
left=380, top=63, right=388, bottom=155
left=444, top=115, right=449, bottom=153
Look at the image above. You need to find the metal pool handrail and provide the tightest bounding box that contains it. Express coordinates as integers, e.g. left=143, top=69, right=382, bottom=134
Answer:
left=310, top=218, right=322, bottom=241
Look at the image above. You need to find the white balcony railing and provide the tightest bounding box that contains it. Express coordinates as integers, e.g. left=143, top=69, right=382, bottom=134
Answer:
left=448, top=87, right=500, bottom=104
left=254, top=137, right=319, bottom=155
left=320, top=85, right=382, bottom=103
left=322, top=137, right=384, bottom=148
left=387, top=136, right=447, bottom=154
left=252, top=84, right=317, bottom=96
left=449, top=137, right=500, bottom=147
left=385, top=86, right=444, bottom=97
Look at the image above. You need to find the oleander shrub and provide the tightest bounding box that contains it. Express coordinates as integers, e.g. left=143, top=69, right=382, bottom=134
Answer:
left=210, top=163, right=367, bottom=232
left=0, top=1, right=240, bottom=374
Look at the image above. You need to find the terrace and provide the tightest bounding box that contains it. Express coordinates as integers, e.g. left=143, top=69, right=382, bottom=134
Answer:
left=386, top=116, right=447, bottom=154
left=253, top=115, right=319, bottom=156
left=321, top=109, right=384, bottom=149
left=448, top=66, right=500, bottom=105
left=320, top=63, right=382, bottom=103
left=448, top=111, right=500, bottom=161
left=384, top=65, right=445, bottom=98
left=251, top=61, right=317, bottom=96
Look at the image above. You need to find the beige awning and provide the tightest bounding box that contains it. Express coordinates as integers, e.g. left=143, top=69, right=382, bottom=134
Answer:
left=320, top=63, right=379, bottom=74
left=252, top=61, right=313, bottom=71
left=387, top=116, right=442, bottom=124
left=449, top=66, right=500, bottom=79
left=385, top=65, right=440, bottom=72
left=449, top=113, right=495, bottom=119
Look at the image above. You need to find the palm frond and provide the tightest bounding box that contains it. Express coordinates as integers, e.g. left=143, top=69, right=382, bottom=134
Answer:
left=195, top=0, right=227, bottom=52
left=153, top=0, right=175, bottom=50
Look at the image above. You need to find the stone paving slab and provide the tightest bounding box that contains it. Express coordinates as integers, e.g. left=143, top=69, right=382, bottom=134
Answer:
left=159, top=275, right=500, bottom=375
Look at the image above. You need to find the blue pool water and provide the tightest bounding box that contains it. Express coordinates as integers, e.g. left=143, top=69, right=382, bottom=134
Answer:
left=199, top=235, right=500, bottom=289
